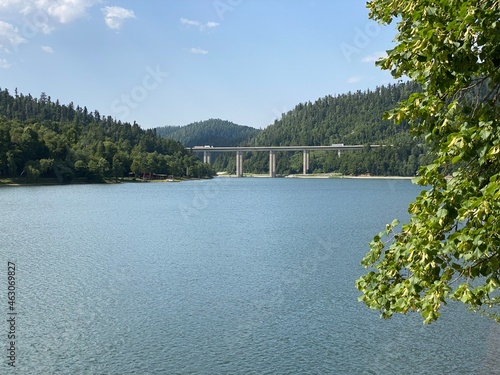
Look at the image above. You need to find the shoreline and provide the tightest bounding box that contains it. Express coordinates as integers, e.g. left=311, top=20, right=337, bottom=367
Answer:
left=285, top=173, right=413, bottom=180
left=1, top=174, right=414, bottom=186
left=0, top=176, right=205, bottom=187
left=216, top=172, right=414, bottom=180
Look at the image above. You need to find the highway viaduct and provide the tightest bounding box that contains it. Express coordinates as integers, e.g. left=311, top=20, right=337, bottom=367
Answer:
left=189, top=145, right=381, bottom=177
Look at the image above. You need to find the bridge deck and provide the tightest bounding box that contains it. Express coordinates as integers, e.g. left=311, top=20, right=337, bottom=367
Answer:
left=190, top=145, right=380, bottom=152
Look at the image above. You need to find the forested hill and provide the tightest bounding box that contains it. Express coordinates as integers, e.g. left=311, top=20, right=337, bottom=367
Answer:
left=214, top=81, right=432, bottom=176
left=249, top=81, right=420, bottom=146
left=0, top=89, right=214, bottom=182
left=156, top=119, right=260, bottom=147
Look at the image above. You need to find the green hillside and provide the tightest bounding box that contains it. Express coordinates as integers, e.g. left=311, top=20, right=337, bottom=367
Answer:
left=0, top=89, right=214, bottom=182
left=213, top=81, right=432, bottom=176
left=250, top=81, right=418, bottom=146
left=156, top=118, right=260, bottom=147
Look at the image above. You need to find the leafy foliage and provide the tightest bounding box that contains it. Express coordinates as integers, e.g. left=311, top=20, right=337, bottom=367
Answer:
left=356, top=0, right=500, bottom=323
left=0, top=89, right=214, bottom=182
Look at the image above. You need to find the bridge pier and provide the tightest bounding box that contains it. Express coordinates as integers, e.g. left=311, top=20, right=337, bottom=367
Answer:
left=303, top=150, right=310, bottom=174
left=189, top=145, right=376, bottom=177
left=236, top=150, right=243, bottom=177
left=203, top=151, right=211, bottom=164
left=269, top=150, right=276, bottom=178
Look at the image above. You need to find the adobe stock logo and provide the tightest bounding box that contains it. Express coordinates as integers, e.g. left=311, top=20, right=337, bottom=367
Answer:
left=213, top=0, right=243, bottom=20
left=340, top=22, right=381, bottom=63
left=111, top=65, right=169, bottom=118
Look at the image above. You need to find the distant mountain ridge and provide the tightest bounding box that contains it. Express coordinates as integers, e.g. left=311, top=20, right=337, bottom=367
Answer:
left=156, top=119, right=260, bottom=147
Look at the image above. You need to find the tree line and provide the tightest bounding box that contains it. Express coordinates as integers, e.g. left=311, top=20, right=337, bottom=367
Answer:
left=0, top=88, right=214, bottom=182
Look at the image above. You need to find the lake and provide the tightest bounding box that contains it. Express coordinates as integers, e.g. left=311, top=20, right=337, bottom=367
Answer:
left=1, top=178, right=499, bottom=374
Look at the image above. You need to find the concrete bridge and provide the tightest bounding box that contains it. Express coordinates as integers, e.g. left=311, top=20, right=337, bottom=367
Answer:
left=189, top=145, right=380, bottom=177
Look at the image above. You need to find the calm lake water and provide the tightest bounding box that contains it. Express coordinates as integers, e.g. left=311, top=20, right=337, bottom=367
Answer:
left=1, top=178, right=499, bottom=374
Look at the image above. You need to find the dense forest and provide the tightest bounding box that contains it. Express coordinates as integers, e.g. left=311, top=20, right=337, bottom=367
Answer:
left=0, top=81, right=433, bottom=182
left=213, top=81, right=433, bottom=176
left=0, top=89, right=214, bottom=182
left=156, top=119, right=260, bottom=147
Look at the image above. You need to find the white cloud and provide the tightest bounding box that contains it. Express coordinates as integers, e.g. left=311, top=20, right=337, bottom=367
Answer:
left=0, top=0, right=22, bottom=7
left=180, top=17, right=200, bottom=27
left=0, top=58, right=11, bottom=69
left=0, top=21, right=26, bottom=53
left=41, top=45, right=53, bottom=53
left=190, top=47, right=208, bottom=55
left=362, top=51, right=386, bottom=63
left=35, top=0, right=100, bottom=24
left=102, top=6, right=135, bottom=30
left=0, top=0, right=101, bottom=34
left=206, top=21, right=219, bottom=29
left=0, top=0, right=25, bottom=9
left=180, top=17, right=219, bottom=31
left=347, top=76, right=362, bottom=83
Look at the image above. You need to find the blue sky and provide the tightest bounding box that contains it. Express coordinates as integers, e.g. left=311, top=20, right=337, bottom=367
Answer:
left=0, top=0, right=398, bottom=129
